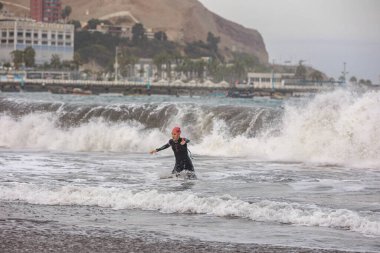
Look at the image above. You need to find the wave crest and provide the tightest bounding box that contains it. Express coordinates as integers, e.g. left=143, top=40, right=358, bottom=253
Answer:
left=1, top=183, right=379, bottom=236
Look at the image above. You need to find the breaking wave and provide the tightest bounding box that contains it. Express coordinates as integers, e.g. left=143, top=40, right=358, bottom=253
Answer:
left=0, top=182, right=379, bottom=237
left=1, top=89, right=379, bottom=167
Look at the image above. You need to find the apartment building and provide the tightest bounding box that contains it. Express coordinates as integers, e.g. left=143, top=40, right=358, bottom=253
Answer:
left=0, top=17, right=74, bottom=64
left=30, top=0, right=62, bottom=23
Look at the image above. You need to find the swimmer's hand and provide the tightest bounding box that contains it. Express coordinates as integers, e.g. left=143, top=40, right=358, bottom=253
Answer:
left=180, top=138, right=186, bottom=145
left=150, top=149, right=157, bottom=154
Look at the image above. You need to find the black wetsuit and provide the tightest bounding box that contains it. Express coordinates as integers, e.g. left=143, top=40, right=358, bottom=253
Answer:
left=156, top=138, right=194, bottom=174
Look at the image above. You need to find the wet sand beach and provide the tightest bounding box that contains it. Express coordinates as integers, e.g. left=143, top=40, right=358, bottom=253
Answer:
left=1, top=219, right=352, bottom=253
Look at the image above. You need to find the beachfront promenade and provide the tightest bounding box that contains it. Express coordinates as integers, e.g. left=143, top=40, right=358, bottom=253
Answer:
left=0, top=78, right=336, bottom=97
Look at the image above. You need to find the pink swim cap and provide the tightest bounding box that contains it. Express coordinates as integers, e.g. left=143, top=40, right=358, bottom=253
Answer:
left=172, top=127, right=181, bottom=134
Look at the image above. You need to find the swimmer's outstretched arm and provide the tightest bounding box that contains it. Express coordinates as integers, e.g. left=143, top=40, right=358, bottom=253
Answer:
left=150, top=143, right=170, bottom=154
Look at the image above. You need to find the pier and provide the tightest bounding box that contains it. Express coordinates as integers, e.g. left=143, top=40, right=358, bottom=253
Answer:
left=0, top=78, right=337, bottom=97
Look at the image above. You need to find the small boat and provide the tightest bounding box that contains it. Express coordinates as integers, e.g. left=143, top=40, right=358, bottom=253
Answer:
left=227, top=89, right=254, bottom=98
left=72, top=88, right=92, bottom=95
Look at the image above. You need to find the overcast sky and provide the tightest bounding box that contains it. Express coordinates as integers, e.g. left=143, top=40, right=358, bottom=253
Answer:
left=199, top=0, right=380, bottom=83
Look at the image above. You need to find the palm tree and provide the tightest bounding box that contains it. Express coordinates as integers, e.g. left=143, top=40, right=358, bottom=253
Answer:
left=61, top=6, right=72, bottom=22
left=206, top=58, right=219, bottom=79
left=138, top=67, right=145, bottom=78
left=153, top=53, right=171, bottom=79
left=231, top=59, right=246, bottom=82
left=119, top=50, right=138, bottom=78
left=73, top=52, right=82, bottom=70
left=194, top=60, right=206, bottom=80
left=10, top=50, right=24, bottom=69
left=50, top=54, right=61, bottom=69
left=24, top=46, right=36, bottom=67
left=309, top=70, right=323, bottom=81
left=295, top=61, right=307, bottom=80
left=176, top=58, right=188, bottom=80
left=349, top=76, right=357, bottom=83
left=132, top=23, right=147, bottom=45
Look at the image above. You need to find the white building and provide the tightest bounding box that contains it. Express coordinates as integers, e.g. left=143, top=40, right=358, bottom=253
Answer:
left=133, top=58, right=154, bottom=80
left=132, top=58, right=180, bottom=81
left=247, top=72, right=294, bottom=89
left=0, top=17, right=74, bottom=65
left=95, top=23, right=132, bottom=38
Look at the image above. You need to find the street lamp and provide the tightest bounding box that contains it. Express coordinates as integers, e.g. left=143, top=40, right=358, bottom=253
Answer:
left=271, top=59, right=275, bottom=91
left=114, top=46, right=119, bottom=82
left=341, top=62, right=348, bottom=85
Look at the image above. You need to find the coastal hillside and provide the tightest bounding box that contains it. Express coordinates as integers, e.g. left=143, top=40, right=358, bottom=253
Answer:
left=3, top=0, right=268, bottom=63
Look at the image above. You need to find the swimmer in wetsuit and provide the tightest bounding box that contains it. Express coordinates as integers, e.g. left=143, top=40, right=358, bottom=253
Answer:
left=150, top=127, right=195, bottom=177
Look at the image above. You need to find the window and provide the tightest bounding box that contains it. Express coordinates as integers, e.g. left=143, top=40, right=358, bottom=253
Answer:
left=58, top=34, right=63, bottom=39
left=9, top=32, right=14, bottom=36
left=26, top=40, right=32, bottom=44
left=34, top=33, right=38, bottom=38
left=51, top=34, right=56, bottom=39
left=58, top=42, right=63, bottom=46
left=42, top=33, right=48, bottom=38
left=65, top=34, right=71, bottom=40
left=17, top=32, right=23, bottom=37
left=65, top=42, right=71, bottom=46
left=1, top=31, right=6, bottom=37
left=26, top=32, right=31, bottom=38
left=42, top=41, right=48, bottom=45
left=8, top=39, right=14, bottom=43
left=1, top=39, right=7, bottom=44
left=17, top=39, right=23, bottom=43
left=33, top=40, right=38, bottom=44
left=51, top=41, right=56, bottom=45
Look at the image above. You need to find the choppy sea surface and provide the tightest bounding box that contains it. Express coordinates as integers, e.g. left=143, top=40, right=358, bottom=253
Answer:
left=1, top=90, right=379, bottom=252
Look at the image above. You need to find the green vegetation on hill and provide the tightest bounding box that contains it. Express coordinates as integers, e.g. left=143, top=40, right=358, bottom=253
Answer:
left=72, top=22, right=269, bottom=82
left=75, top=31, right=125, bottom=69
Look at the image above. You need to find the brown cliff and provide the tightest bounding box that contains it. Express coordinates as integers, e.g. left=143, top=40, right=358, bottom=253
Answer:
left=3, top=0, right=268, bottom=63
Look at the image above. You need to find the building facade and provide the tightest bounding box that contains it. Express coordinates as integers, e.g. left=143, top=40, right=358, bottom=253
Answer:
left=247, top=72, right=294, bottom=89
left=0, top=18, right=74, bottom=65
left=30, top=0, right=62, bottom=23
left=30, top=0, right=44, bottom=22
left=95, top=24, right=132, bottom=38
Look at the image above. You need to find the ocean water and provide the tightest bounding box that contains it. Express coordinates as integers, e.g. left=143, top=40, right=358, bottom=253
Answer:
left=0, top=90, right=379, bottom=252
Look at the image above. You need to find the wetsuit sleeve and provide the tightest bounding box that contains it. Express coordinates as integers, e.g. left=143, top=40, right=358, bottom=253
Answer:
left=156, top=143, right=170, bottom=152
left=182, top=138, right=190, bottom=144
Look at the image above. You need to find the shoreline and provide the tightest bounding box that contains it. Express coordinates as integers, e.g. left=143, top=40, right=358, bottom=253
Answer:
left=0, top=219, right=357, bottom=253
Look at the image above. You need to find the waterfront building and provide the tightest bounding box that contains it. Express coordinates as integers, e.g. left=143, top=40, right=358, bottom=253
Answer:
left=132, top=58, right=179, bottom=81
left=30, top=0, right=62, bottom=23
left=0, top=17, right=74, bottom=65
left=247, top=72, right=294, bottom=89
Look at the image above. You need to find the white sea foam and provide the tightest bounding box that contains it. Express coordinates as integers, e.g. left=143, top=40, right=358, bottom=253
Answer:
left=0, top=113, right=166, bottom=152
left=195, top=90, right=380, bottom=167
left=0, top=183, right=379, bottom=236
left=289, top=179, right=366, bottom=192
left=1, top=90, right=379, bottom=166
